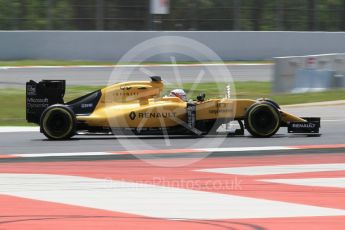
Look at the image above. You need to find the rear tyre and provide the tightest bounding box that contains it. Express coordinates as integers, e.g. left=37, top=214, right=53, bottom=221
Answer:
left=245, top=102, right=281, bottom=137
left=40, top=105, right=76, bottom=140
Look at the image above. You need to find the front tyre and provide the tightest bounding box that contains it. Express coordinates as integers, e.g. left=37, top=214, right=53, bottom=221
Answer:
left=245, top=102, right=281, bottom=137
left=40, top=105, right=76, bottom=140
left=256, top=98, right=280, bottom=109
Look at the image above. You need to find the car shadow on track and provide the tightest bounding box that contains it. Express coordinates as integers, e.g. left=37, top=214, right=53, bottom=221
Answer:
left=37, top=133, right=320, bottom=142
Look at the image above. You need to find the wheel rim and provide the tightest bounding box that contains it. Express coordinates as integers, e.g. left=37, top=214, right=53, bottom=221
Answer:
left=43, top=108, right=73, bottom=139
left=248, top=105, right=280, bottom=136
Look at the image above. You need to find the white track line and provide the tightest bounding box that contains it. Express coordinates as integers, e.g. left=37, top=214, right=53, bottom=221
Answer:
left=0, top=173, right=344, bottom=220
left=0, top=126, right=39, bottom=133
left=20, top=152, right=114, bottom=157
left=0, top=63, right=272, bottom=70
left=8, top=146, right=301, bottom=158
left=261, top=178, right=345, bottom=189
left=197, top=163, right=345, bottom=176
left=323, top=119, right=345, bottom=122
left=198, top=146, right=296, bottom=152
left=4, top=144, right=345, bottom=159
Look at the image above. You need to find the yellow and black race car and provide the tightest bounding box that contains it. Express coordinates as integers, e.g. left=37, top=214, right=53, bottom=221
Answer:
left=26, top=77, right=320, bottom=140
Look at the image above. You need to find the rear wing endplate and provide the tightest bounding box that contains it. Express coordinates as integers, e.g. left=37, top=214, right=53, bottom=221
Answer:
left=26, top=80, right=66, bottom=124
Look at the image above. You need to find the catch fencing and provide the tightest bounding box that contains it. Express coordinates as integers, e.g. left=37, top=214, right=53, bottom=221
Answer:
left=273, top=53, right=345, bottom=93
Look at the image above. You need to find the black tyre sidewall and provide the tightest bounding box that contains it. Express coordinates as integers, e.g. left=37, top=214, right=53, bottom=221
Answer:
left=40, top=105, right=76, bottom=140
left=245, top=102, right=281, bottom=137
left=257, top=98, right=280, bottom=109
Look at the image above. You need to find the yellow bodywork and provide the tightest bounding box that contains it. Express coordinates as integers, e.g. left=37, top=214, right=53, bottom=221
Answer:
left=76, top=79, right=305, bottom=128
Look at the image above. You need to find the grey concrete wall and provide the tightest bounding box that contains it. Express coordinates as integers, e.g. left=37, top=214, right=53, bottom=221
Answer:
left=1, top=31, right=345, bottom=61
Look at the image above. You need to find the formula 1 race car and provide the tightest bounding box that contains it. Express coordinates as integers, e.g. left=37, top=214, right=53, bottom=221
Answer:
left=26, top=77, right=320, bottom=140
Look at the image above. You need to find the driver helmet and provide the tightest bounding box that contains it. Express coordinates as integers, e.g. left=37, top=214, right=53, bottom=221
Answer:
left=169, top=89, right=187, bottom=101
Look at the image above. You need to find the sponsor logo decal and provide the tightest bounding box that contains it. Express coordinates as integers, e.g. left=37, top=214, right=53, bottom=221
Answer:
left=209, top=103, right=233, bottom=114
left=138, top=112, right=176, bottom=119
left=26, top=98, right=49, bottom=108
left=209, top=109, right=233, bottom=114
left=27, top=85, right=36, bottom=96
left=115, top=92, right=139, bottom=97
left=81, top=103, right=93, bottom=109
left=27, top=98, right=48, bottom=103
left=292, top=123, right=316, bottom=128
left=129, top=111, right=136, bottom=120
left=129, top=111, right=177, bottom=120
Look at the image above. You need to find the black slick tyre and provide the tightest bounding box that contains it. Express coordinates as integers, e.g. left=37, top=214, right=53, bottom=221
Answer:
left=245, top=102, right=281, bottom=137
left=40, top=105, right=76, bottom=140
left=256, top=98, right=280, bottom=109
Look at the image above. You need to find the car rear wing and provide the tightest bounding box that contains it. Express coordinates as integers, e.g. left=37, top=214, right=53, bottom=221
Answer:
left=26, top=80, right=66, bottom=124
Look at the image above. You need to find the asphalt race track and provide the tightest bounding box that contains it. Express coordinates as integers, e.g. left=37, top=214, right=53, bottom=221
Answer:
left=0, top=64, right=272, bottom=87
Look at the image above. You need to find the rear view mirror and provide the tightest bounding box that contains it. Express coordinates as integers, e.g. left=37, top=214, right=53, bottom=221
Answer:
left=197, top=93, right=205, bottom=102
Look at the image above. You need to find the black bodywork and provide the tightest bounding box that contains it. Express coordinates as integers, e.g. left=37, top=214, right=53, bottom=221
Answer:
left=26, top=80, right=101, bottom=125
